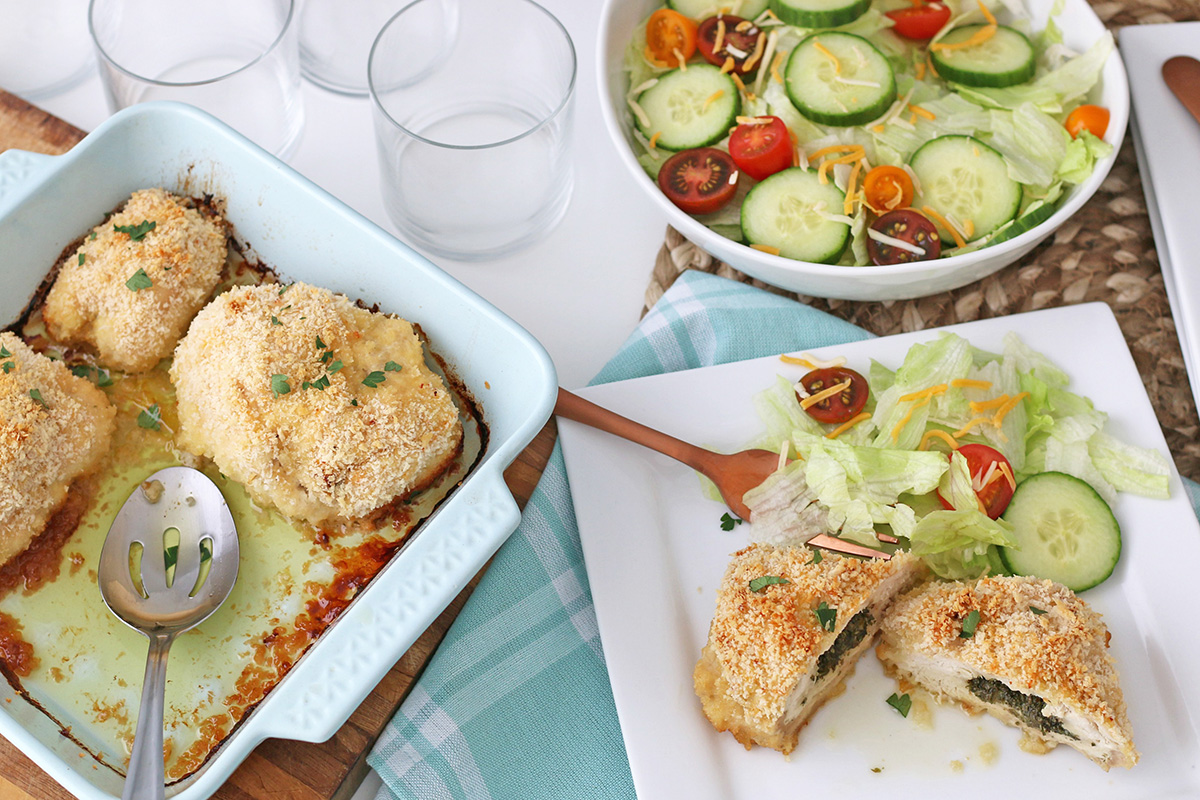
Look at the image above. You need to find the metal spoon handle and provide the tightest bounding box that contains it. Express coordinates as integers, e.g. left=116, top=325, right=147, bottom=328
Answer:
left=123, top=633, right=173, bottom=800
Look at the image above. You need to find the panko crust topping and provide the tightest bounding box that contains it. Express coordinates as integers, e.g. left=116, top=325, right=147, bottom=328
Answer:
left=707, top=543, right=921, bottom=727
left=43, top=188, right=227, bottom=373
left=170, top=282, right=463, bottom=525
left=0, top=332, right=115, bottom=567
left=881, top=575, right=1136, bottom=762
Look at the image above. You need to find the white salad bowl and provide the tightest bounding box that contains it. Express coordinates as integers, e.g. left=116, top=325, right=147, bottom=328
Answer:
left=597, top=0, right=1129, bottom=301
left=0, top=102, right=556, bottom=800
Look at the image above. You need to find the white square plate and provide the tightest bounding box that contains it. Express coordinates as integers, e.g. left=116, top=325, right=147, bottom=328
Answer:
left=1122, top=23, right=1200, bottom=413
left=559, top=303, right=1200, bottom=800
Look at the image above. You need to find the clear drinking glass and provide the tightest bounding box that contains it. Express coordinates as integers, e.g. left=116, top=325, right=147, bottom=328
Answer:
left=88, top=0, right=304, bottom=159
left=300, top=0, right=405, bottom=96
left=0, top=0, right=94, bottom=100
left=368, top=0, right=576, bottom=261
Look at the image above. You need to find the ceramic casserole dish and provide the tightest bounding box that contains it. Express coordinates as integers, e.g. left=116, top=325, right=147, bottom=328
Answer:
left=0, top=101, right=556, bottom=799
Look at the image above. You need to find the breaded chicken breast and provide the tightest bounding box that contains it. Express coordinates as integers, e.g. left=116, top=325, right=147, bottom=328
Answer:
left=695, top=544, right=925, bottom=754
left=43, top=188, right=227, bottom=373
left=170, top=282, right=462, bottom=526
left=0, top=332, right=116, bottom=567
left=877, top=575, right=1137, bottom=770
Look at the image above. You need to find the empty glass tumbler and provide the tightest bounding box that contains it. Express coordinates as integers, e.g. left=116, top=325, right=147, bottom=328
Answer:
left=89, top=0, right=304, bottom=158
left=368, top=0, right=576, bottom=260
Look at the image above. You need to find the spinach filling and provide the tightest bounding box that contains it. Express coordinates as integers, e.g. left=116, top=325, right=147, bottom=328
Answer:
left=815, top=609, right=873, bottom=681
left=967, top=677, right=1079, bottom=740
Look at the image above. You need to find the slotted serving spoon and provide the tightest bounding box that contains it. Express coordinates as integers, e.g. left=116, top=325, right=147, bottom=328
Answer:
left=554, top=388, right=891, bottom=559
left=98, top=466, right=240, bottom=800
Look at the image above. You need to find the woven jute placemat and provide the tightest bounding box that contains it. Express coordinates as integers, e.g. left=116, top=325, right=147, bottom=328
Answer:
left=644, top=1, right=1200, bottom=482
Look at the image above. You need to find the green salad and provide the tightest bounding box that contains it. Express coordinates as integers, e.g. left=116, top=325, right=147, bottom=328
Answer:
left=734, top=332, right=1169, bottom=589
left=626, top=0, right=1116, bottom=265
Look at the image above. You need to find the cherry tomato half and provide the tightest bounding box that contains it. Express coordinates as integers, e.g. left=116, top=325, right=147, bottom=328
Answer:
left=696, top=15, right=764, bottom=74
left=867, top=209, right=941, bottom=265
left=1065, top=104, right=1110, bottom=139
left=798, top=367, right=869, bottom=424
left=885, top=2, right=952, bottom=40
left=728, top=116, right=793, bottom=181
left=645, top=9, right=698, bottom=68
left=658, top=147, right=739, bottom=215
left=936, top=443, right=1016, bottom=519
left=862, top=165, right=915, bottom=212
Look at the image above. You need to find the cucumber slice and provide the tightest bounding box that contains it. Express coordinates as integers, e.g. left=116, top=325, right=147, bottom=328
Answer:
left=999, top=472, right=1121, bottom=592
left=668, top=0, right=769, bottom=20
left=988, top=201, right=1057, bottom=246
left=931, top=25, right=1036, bottom=88
left=635, top=64, right=741, bottom=151
left=770, top=0, right=871, bottom=27
left=740, top=167, right=851, bottom=263
left=785, top=32, right=896, bottom=127
left=910, top=135, right=1021, bottom=242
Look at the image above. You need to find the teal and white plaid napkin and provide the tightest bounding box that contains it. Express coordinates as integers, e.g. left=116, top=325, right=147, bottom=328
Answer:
left=369, top=270, right=1200, bottom=799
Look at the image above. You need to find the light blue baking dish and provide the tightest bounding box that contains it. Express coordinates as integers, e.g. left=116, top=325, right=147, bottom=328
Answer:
left=0, top=102, right=556, bottom=799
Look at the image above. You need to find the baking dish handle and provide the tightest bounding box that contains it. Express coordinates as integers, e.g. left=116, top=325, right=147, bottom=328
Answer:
left=0, top=150, right=57, bottom=219
left=251, top=463, right=522, bottom=744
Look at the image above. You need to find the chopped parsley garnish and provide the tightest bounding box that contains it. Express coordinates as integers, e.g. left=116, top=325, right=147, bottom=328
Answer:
left=385, top=361, right=403, bottom=372
left=29, top=388, right=47, bottom=408
left=70, top=364, right=113, bottom=387
left=270, top=373, right=291, bottom=398
left=315, top=336, right=327, bottom=350
left=1, top=362, right=14, bottom=374
left=350, top=398, right=359, bottom=406
left=88, top=231, right=97, bottom=241
left=270, top=316, right=282, bottom=326
left=302, top=375, right=331, bottom=391
left=748, top=575, right=790, bottom=593
left=886, top=692, right=912, bottom=718
left=815, top=600, right=837, bottom=632
left=1030, top=606, right=1047, bottom=615
left=810, top=549, right=823, bottom=565
left=320, top=350, right=333, bottom=364
left=278, top=284, right=291, bottom=295
left=114, top=219, right=157, bottom=241
left=78, top=253, right=86, bottom=266
left=960, top=609, right=981, bottom=639
left=327, top=360, right=344, bottom=373
left=719, top=512, right=742, bottom=531
left=362, top=371, right=386, bottom=388
left=125, top=268, right=153, bottom=291
left=0, top=346, right=10, bottom=358
left=137, top=404, right=162, bottom=431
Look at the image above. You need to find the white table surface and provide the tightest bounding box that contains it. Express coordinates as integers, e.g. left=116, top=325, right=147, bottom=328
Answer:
left=25, top=1, right=663, bottom=796
left=35, top=0, right=665, bottom=392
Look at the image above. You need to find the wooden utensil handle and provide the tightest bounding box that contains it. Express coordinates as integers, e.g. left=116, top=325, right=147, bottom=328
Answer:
left=554, top=388, right=712, bottom=473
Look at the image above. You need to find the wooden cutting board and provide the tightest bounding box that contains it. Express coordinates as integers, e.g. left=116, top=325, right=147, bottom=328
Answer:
left=0, top=88, right=558, bottom=800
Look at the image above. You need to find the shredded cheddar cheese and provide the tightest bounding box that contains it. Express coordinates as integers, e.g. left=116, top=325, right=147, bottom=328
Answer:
left=703, top=90, right=725, bottom=112
left=715, top=19, right=727, bottom=52
left=953, top=416, right=992, bottom=437
left=744, top=32, right=767, bottom=71
left=827, top=412, right=872, bottom=439
left=817, top=151, right=864, bottom=185
left=750, top=244, right=781, bottom=255
left=992, top=392, right=1030, bottom=426
left=844, top=157, right=864, bottom=215
left=648, top=131, right=662, bottom=149
left=964, top=219, right=976, bottom=238
left=978, top=0, right=997, bottom=26
left=919, top=429, right=960, bottom=451
left=800, top=378, right=852, bottom=410
left=951, top=378, right=993, bottom=390
left=996, top=459, right=1017, bottom=490
left=813, top=39, right=841, bottom=74
left=922, top=205, right=968, bottom=248
left=771, top=51, right=785, bottom=83
left=674, top=48, right=688, bottom=70
left=914, top=59, right=927, bottom=81
left=872, top=124, right=886, bottom=133
left=908, top=104, right=936, bottom=120
left=721, top=56, right=736, bottom=74
left=931, top=23, right=996, bottom=51
left=899, top=384, right=948, bottom=403
left=731, top=72, right=746, bottom=92
left=891, top=396, right=931, bottom=442
left=970, top=396, right=1011, bottom=413
left=926, top=52, right=939, bottom=77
